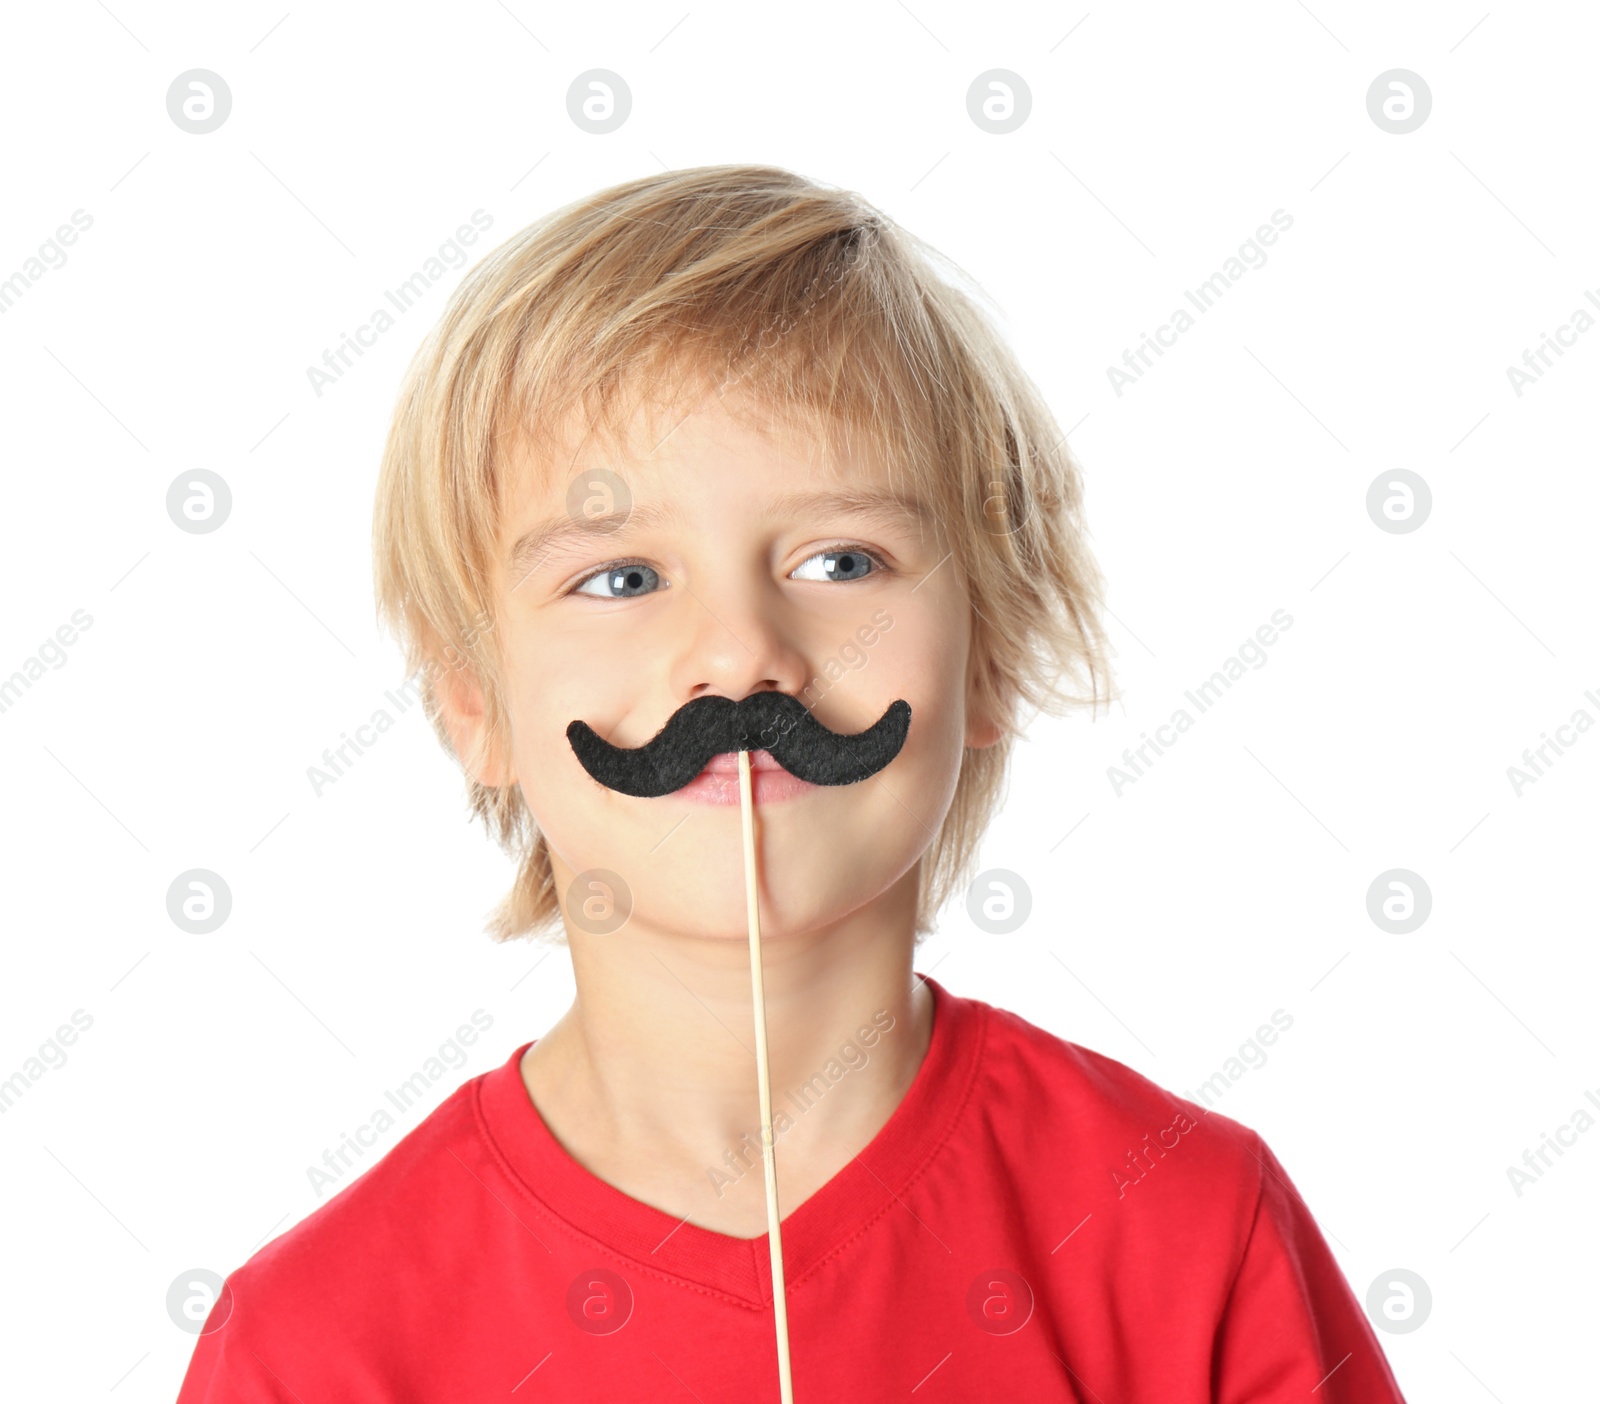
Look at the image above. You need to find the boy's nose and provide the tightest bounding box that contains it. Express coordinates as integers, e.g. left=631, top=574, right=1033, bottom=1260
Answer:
left=669, top=585, right=812, bottom=712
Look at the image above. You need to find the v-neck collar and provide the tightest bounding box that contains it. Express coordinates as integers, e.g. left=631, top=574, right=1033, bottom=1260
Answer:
left=473, top=973, right=984, bottom=1307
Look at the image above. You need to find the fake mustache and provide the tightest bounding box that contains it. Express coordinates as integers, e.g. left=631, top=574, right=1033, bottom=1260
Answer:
left=566, top=693, right=911, bottom=798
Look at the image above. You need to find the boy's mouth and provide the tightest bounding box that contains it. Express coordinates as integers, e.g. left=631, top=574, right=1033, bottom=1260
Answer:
left=681, top=748, right=818, bottom=805
left=696, top=749, right=784, bottom=777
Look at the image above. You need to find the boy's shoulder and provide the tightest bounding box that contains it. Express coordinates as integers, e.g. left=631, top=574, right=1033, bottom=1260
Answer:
left=968, top=984, right=1257, bottom=1130
left=175, top=1064, right=516, bottom=1399
left=958, top=986, right=1270, bottom=1213
left=219, top=1063, right=498, bottom=1322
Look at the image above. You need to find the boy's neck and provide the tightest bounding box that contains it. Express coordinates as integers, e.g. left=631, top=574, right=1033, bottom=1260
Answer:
left=517, top=871, right=937, bottom=1235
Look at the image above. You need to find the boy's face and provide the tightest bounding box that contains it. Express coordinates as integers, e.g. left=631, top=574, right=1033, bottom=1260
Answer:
left=442, top=381, right=1001, bottom=941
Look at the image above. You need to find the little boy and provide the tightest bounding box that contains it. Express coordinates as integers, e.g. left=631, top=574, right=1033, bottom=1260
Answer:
left=177, top=165, right=1407, bottom=1400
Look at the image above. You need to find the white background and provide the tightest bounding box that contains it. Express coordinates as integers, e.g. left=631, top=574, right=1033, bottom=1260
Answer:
left=2, top=1, right=1596, bottom=1399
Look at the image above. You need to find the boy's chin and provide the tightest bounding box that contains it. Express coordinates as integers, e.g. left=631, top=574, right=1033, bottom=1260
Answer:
left=552, top=824, right=912, bottom=941
left=618, top=879, right=892, bottom=945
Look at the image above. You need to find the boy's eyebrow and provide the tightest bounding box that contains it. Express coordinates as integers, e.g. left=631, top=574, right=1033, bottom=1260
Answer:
left=765, top=486, right=933, bottom=536
left=508, top=500, right=680, bottom=581
left=506, top=487, right=931, bottom=580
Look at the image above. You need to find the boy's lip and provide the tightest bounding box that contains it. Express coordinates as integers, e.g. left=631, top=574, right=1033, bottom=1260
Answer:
left=680, top=749, right=817, bottom=805
left=697, top=749, right=783, bottom=776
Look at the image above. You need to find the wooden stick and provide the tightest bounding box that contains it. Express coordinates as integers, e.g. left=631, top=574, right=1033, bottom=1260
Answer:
left=738, top=748, right=795, bottom=1404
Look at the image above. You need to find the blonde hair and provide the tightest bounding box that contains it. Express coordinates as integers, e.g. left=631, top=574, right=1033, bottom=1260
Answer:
left=372, top=163, right=1117, bottom=945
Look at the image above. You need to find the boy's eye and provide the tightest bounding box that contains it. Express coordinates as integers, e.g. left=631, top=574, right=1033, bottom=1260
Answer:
left=790, top=547, right=880, bottom=583
left=570, top=546, right=883, bottom=598
left=573, top=563, right=664, bottom=599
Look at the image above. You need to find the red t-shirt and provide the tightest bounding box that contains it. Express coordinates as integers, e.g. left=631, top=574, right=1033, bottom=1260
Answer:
left=177, top=975, right=1406, bottom=1401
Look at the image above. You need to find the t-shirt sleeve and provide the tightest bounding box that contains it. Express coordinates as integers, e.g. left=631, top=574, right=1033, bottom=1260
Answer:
left=1211, top=1134, right=1409, bottom=1402
left=173, top=1276, right=298, bottom=1404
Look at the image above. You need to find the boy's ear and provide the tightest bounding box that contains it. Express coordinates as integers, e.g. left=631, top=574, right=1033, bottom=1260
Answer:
left=435, top=662, right=514, bottom=788
left=963, top=659, right=1005, bottom=751
left=965, top=708, right=1003, bottom=751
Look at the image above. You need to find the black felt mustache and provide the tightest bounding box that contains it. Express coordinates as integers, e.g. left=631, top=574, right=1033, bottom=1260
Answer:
left=566, top=693, right=911, bottom=798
